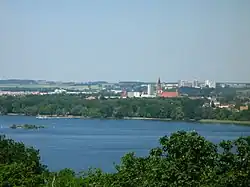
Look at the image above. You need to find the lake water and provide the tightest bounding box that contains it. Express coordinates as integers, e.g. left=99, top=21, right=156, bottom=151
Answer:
left=1, top=115, right=250, bottom=172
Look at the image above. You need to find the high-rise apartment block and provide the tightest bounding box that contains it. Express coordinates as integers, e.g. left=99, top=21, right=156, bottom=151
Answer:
left=192, top=80, right=199, bottom=88
left=205, top=80, right=216, bottom=88
left=147, top=84, right=153, bottom=95
left=178, top=80, right=192, bottom=88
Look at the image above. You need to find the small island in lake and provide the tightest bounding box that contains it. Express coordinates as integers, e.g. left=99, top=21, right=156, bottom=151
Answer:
left=10, top=124, right=45, bottom=130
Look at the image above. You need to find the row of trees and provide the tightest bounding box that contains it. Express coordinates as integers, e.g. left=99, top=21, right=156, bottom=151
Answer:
left=1, top=131, right=250, bottom=186
left=0, top=95, right=250, bottom=121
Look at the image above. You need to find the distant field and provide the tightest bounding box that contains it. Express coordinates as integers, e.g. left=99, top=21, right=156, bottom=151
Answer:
left=0, top=84, right=100, bottom=90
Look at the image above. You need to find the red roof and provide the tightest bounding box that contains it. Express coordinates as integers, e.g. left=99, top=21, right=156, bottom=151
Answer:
left=160, top=91, right=178, bottom=98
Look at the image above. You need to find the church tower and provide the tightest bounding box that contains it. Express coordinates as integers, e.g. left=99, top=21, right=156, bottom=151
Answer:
left=156, top=77, right=162, bottom=95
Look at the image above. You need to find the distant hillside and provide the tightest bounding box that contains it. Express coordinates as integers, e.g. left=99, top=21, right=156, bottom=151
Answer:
left=0, top=80, right=109, bottom=86
left=75, top=81, right=108, bottom=86
left=0, top=79, right=37, bottom=85
left=119, top=81, right=147, bottom=85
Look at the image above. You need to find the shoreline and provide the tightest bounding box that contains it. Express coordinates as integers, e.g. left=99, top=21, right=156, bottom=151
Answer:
left=125, top=118, right=250, bottom=125
left=198, top=119, right=250, bottom=126
left=3, top=114, right=250, bottom=126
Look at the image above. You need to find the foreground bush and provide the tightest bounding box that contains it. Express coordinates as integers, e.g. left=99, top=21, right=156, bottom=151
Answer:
left=0, top=135, right=47, bottom=186
left=1, top=131, right=250, bottom=186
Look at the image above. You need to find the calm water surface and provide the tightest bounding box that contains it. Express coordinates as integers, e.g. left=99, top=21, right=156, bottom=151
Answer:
left=1, top=115, right=250, bottom=172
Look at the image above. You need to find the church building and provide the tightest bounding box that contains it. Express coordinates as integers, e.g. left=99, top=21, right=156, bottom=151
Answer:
left=156, top=77, right=179, bottom=98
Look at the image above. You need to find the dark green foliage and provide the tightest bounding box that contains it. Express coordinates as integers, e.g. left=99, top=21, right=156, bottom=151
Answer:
left=0, top=95, right=250, bottom=121
left=87, top=131, right=250, bottom=187
left=1, top=132, right=250, bottom=186
left=9, top=124, right=45, bottom=129
left=0, top=135, right=47, bottom=186
left=44, top=169, right=84, bottom=187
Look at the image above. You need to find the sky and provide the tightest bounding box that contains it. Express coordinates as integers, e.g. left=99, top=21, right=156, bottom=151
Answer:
left=1, top=0, right=250, bottom=83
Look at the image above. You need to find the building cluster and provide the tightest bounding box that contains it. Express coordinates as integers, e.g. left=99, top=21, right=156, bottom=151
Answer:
left=1, top=78, right=250, bottom=101
left=119, top=78, right=220, bottom=99
left=178, top=80, right=216, bottom=88
left=0, top=89, right=98, bottom=96
left=203, top=97, right=249, bottom=112
left=217, top=82, right=250, bottom=88
left=0, top=78, right=217, bottom=98
left=121, top=78, right=179, bottom=98
left=0, top=91, right=46, bottom=96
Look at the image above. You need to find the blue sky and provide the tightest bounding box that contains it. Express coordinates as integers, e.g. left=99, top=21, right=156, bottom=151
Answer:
left=1, top=0, right=250, bottom=82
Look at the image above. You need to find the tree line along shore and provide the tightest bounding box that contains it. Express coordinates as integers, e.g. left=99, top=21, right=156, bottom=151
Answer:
left=0, top=95, right=250, bottom=124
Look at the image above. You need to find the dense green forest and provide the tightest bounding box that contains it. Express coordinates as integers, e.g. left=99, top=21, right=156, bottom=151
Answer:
left=0, top=95, right=250, bottom=121
left=1, top=131, right=250, bottom=186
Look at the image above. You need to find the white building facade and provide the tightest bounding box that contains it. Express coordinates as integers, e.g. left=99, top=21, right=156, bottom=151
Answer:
left=205, top=80, right=216, bottom=88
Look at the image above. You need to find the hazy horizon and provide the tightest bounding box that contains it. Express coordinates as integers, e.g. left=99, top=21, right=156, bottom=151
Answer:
left=1, top=0, right=250, bottom=82
left=1, top=78, right=250, bottom=84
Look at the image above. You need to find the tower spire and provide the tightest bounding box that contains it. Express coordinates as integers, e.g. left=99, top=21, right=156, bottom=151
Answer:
left=156, top=77, right=162, bottom=95
left=157, top=77, right=161, bottom=85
